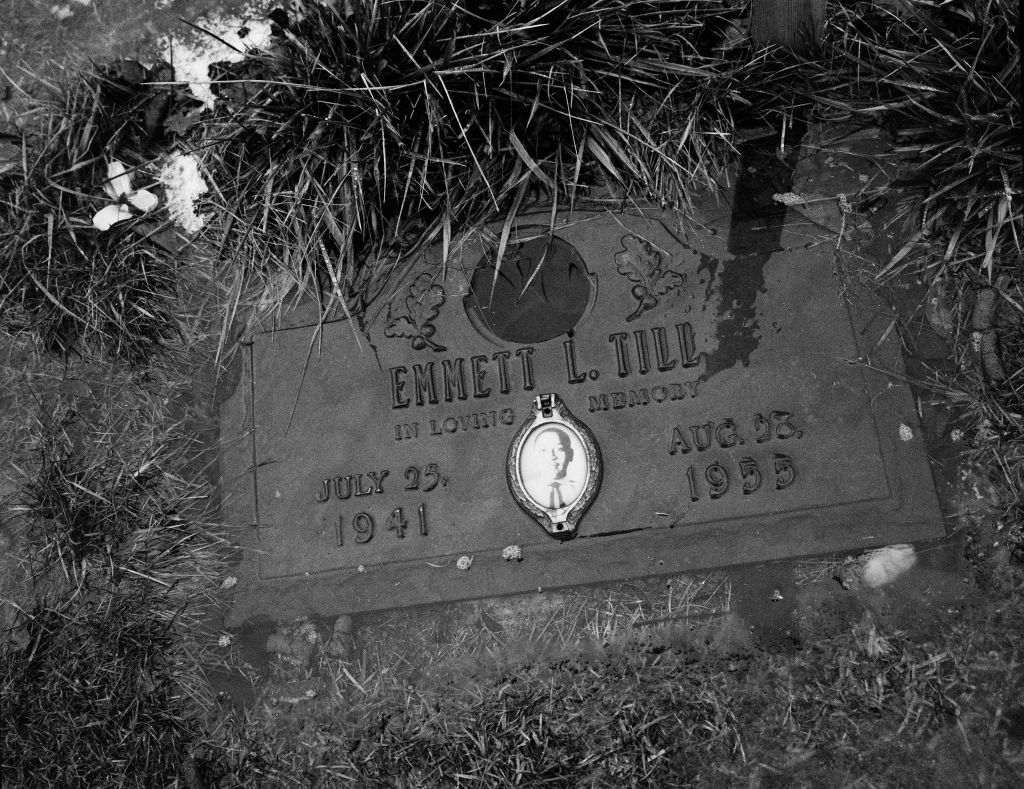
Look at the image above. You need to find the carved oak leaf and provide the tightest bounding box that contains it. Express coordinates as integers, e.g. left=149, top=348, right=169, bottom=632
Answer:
left=383, top=315, right=417, bottom=339
left=652, top=269, right=684, bottom=297
left=384, top=273, right=447, bottom=351
left=406, top=273, right=445, bottom=327
left=619, top=235, right=670, bottom=282
left=615, top=235, right=684, bottom=321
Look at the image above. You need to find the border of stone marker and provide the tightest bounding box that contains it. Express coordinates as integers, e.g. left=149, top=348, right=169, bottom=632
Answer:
left=218, top=206, right=946, bottom=624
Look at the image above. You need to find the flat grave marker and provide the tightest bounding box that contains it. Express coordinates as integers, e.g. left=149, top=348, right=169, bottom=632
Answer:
left=220, top=207, right=945, bottom=621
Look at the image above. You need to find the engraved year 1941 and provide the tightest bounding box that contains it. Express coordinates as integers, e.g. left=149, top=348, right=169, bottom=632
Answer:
left=335, top=503, right=429, bottom=547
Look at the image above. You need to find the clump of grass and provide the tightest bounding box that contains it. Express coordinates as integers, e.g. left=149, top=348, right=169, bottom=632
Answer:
left=810, top=0, right=1021, bottom=280
left=941, top=289, right=1024, bottom=571
left=802, top=0, right=1023, bottom=565
left=201, top=601, right=1024, bottom=787
left=0, top=63, right=191, bottom=362
left=205, top=0, right=785, bottom=322
left=0, top=342, right=229, bottom=787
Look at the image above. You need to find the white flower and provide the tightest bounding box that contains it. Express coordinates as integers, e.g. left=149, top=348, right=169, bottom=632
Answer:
left=898, top=424, right=913, bottom=442
left=950, top=428, right=964, bottom=443
left=501, top=545, right=522, bottom=562
left=218, top=634, right=232, bottom=648
left=456, top=555, right=473, bottom=571
left=220, top=576, right=238, bottom=590
left=92, top=159, right=158, bottom=230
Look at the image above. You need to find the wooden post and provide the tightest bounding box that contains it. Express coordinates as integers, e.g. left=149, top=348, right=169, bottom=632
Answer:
left=749, top=0, right=827, bottom=54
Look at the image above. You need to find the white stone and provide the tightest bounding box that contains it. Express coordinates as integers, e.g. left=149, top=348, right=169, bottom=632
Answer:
left=862, top=544, right=917, bottom=588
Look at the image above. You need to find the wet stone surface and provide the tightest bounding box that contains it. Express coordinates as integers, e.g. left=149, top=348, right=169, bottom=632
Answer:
left=220, top=206, right=946, bottom=622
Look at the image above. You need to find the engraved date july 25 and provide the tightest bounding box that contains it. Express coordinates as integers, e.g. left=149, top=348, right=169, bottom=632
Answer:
left=315, top=463, right=447, bottom=502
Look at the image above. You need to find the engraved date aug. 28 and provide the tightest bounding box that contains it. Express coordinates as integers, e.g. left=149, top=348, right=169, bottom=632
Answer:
left=668, top=410, right=802, bottom=456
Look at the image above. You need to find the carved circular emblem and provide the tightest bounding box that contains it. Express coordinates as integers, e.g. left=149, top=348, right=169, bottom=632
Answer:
left=465, top=235, right=593, bottom=344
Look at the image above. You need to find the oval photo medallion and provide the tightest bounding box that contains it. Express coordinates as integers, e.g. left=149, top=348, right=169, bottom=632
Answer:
left=506, top=393, right=602, bottom=540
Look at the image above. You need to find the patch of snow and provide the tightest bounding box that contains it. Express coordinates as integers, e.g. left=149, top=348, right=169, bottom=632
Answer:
left=158, top=152, right=209, bottom=234
left=862, top=544, right=917, bottom=588
left=160, top=4, right=274, bottom=109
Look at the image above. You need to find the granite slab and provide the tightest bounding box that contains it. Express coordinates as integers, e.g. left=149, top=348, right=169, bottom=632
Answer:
left=220, top=207, right=945, bottom=622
